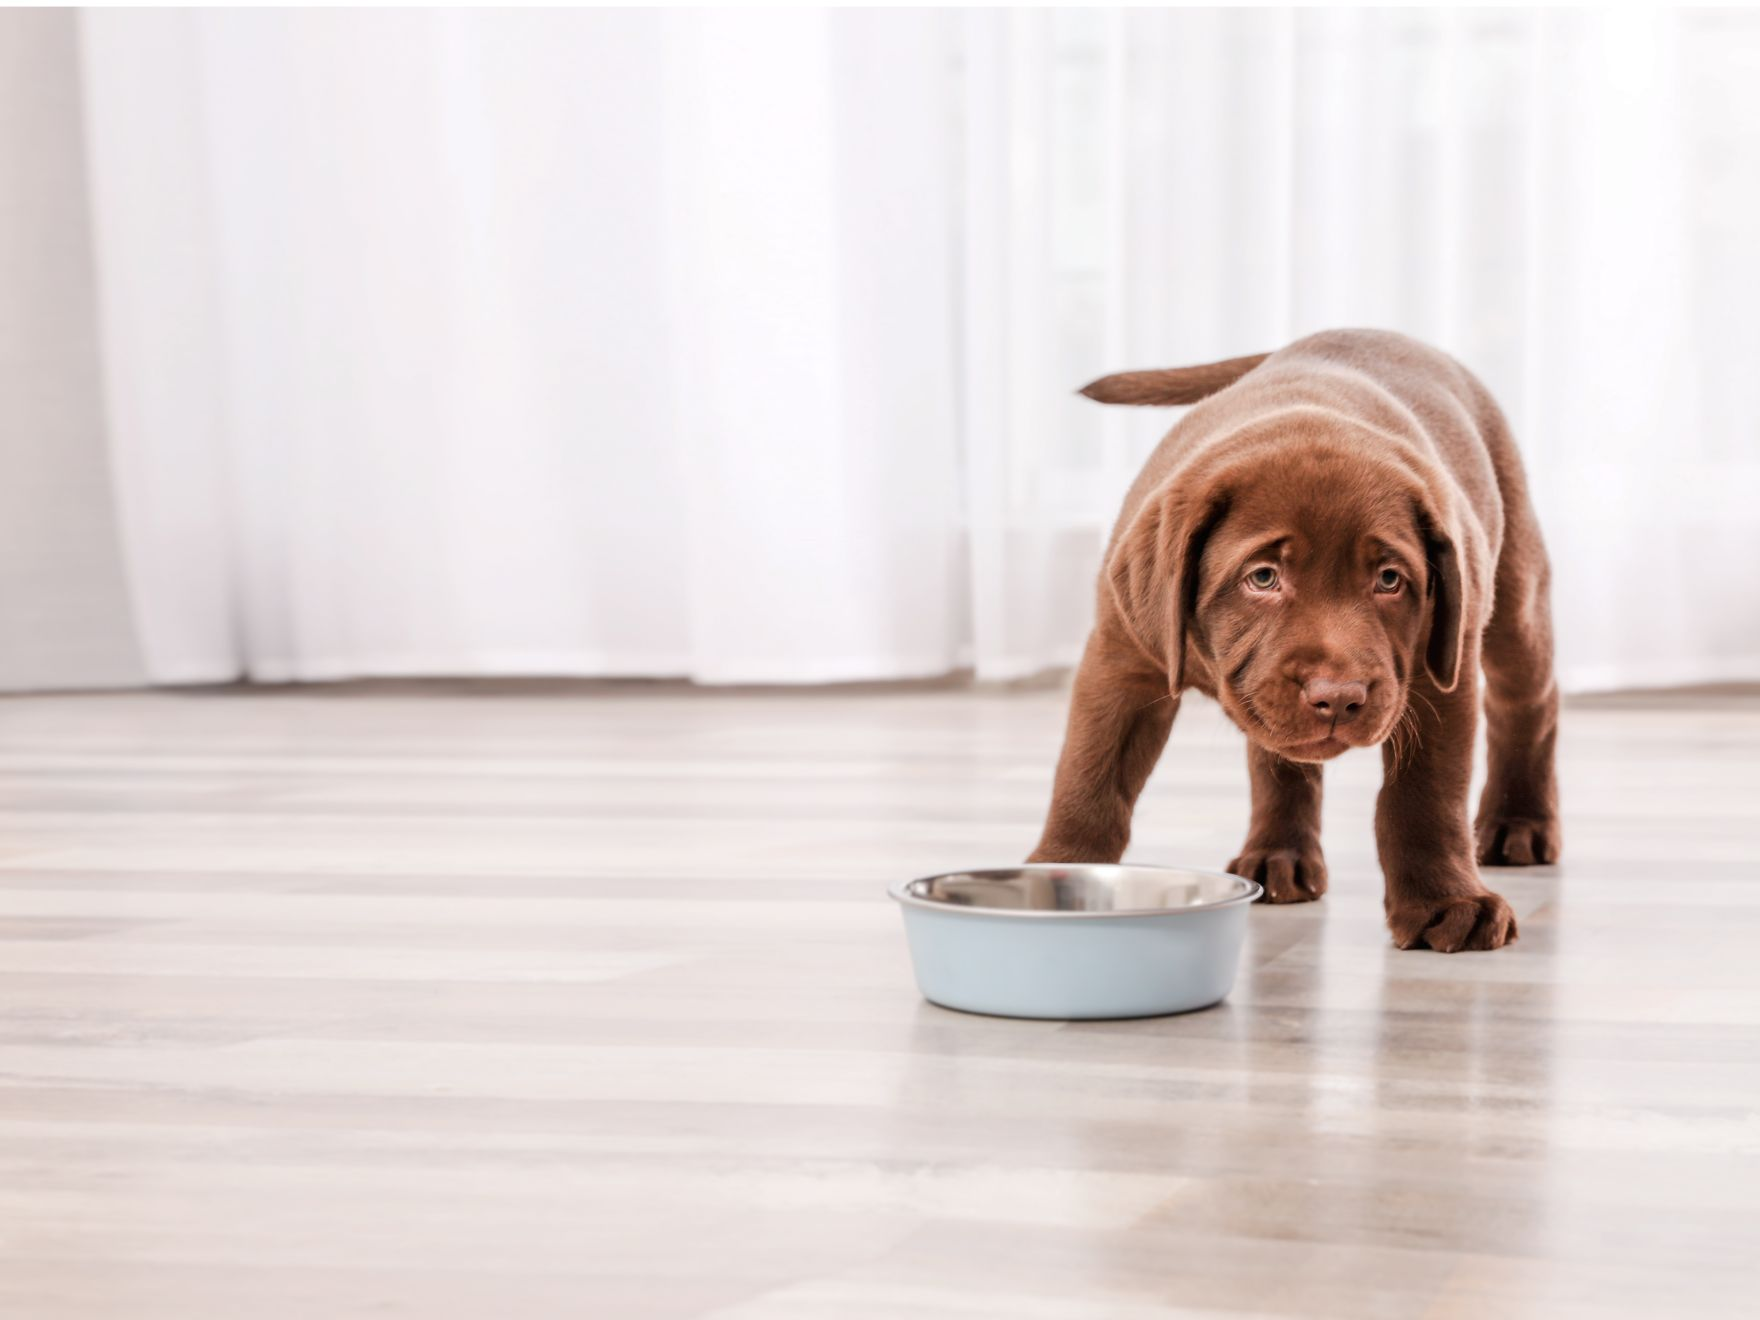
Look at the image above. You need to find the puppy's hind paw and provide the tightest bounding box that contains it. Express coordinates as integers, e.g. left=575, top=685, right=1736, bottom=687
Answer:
left=1227, top=843, right=1327, bottom=904
left=1475, top=816, right=1561, bottom=867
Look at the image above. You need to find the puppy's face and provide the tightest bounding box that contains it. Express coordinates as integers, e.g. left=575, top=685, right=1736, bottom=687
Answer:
left=1107, top=440, right=1465, bottom=765
left=1192, top=466, right=1431, bottom=762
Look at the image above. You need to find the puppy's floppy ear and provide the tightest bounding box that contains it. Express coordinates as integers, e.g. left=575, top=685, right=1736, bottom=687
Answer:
left=1104, top=483, right=1226, bottom=686
left=1419, top=504, right=1466, bottom=693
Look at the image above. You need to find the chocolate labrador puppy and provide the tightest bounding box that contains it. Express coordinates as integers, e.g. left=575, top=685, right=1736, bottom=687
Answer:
left=1028, top=329, right=1558, bottom=952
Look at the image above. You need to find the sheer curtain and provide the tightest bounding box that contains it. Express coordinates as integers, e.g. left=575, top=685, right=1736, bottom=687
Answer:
left=72, top=8, right=1760, bottom=690
left=972, top=7, right=1760, bottom=691
left=81, top=9, right=963, bottom=685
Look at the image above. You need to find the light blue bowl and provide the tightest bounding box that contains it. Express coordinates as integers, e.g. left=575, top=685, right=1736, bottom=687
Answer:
left=890, top=863, right=1261, bottom=1020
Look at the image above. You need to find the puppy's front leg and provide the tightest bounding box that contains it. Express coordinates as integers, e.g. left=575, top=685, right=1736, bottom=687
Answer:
left=1377, top=657, right=1517, bottom=951
left=1028, top=627, right=1175, bottom=865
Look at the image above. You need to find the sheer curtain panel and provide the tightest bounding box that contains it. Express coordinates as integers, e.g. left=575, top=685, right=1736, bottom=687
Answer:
left=27, top=8, right=1759, bottom=690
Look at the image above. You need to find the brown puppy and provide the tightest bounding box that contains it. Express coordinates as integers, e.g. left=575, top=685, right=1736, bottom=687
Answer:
left=1028, top=329, right=1559, bottom=952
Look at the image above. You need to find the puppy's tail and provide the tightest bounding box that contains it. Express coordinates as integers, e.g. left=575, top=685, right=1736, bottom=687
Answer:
left=1078, top=351, right=1271, bottom=406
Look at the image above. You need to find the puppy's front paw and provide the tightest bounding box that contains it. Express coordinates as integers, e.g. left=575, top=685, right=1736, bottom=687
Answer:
left=1475, top=815, right=1560, bottom=867
left=1227, top=841, right=1327, bottom=904
left=1387, top=890, right=1517, bottom=952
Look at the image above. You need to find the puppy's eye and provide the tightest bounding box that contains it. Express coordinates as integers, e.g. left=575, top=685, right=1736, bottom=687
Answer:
left=1245, top=566, right=1279, bottom=591
left=1375, top=568, right=1403, bottom=593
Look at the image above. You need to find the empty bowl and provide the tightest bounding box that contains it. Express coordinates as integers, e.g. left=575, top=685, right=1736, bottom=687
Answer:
left=889, top=863, right=1261, bottom=1020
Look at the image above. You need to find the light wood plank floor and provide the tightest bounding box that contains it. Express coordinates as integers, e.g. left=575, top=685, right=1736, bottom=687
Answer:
left=0, top=680, right=1755, bottom=1318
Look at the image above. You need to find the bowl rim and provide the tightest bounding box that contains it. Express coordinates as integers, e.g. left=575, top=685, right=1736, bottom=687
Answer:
left=888, top=862, right=1262, bottom=920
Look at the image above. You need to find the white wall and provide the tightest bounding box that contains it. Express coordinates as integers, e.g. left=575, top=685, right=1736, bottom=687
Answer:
left=0, top=12, right=145, bottom=691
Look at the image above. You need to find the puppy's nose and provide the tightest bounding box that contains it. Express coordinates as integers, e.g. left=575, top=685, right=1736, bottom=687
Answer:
left=1302, top=678, right=1368, bottom=724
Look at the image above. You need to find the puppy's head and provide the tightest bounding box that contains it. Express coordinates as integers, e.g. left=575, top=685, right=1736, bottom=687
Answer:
left=1106, top=433, right=1471, bottom=763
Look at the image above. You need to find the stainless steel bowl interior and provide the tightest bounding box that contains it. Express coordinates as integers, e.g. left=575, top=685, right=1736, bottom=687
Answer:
left=892, top=864, right=1259, bottom=918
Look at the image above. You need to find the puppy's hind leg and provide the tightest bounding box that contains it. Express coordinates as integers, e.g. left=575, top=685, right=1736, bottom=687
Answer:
left=1228, top=743, right=1326, bottom=903
left=1476, top=504, right=1562, bottom=867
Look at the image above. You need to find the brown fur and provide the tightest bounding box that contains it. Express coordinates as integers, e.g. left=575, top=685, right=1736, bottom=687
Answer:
left=1029, top=329, right=1559, bottom=952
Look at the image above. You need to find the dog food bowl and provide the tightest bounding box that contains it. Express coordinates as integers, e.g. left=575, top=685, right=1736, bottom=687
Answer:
left=889, top=863, right=1261, bottom=1020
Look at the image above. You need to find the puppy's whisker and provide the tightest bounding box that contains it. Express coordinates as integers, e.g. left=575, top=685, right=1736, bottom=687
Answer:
left=1385, top=704, right=1419, bottom=780
left=1238, top=689, right=1279, bottom=744
left=1408, top=687, right=1441, bottom=731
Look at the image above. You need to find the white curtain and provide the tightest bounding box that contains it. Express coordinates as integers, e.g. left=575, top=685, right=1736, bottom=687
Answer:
left=73, top=8, right=1760, bottom=690
left=81, top=9, right=963, bottom=685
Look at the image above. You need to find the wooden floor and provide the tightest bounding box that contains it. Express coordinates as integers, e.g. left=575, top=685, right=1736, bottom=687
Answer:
left=0, top=680, right=1755, bottom=1318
